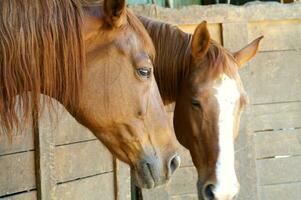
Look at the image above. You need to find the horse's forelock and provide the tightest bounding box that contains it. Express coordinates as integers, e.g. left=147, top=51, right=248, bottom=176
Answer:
left=204, top=41, right=238, bottom=80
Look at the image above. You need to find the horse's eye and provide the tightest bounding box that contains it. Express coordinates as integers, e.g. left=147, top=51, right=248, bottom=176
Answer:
left=191, top=99, right=201, bottom=109
left=137, top=68, right=151, bottom=78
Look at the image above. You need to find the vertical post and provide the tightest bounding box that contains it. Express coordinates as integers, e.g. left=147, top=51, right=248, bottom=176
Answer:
left=34, top=103, right=57, bottom=200
left=114, top=158, right=131, bottom=200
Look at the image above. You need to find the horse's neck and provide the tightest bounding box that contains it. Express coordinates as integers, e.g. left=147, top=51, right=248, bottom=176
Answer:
left=139, top=16, right=192, bottom=104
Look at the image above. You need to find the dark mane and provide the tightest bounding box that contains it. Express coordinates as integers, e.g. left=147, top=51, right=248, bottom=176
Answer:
left=0, top=0, right=85, bottom=138
left=139, top=16, right=192, bottom=104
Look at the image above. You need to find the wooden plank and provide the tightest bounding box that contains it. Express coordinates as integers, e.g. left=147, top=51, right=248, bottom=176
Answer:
left=56, top=173, right=115, bottom=200
left=142, top=187, right=170, bottom=200
left=255, top=129, right=301, bottom=159
left=38, top=97, right=96, bottom=146
left=178, top=23, right=222, bottom=44
left=258, top=182, right=301, bottom=200
left=53, top=108, right=96, bottom=145
left=131, top=3, right=301, bottom=24
left=55, top=140, right=113, bottom=183
left=171, top=194, right=198, bottom=200
left=2, top=191, right=37, bottom=200
left=167, top=167, right=198, bottom=196
left=248, top=20, right=301, bottom=52
left=114, top=159, right=131, bottom=200
left=250, top=102, right=301, bottom=132
left=142, top=167, right=198, bottom=200
left=246, top=51, right=301, bottom=104
left=256, top=155, right=301, bottom=185
left=0, top=152, right=36, bottom=196
left=222, top=22, right=248, bottom=52
left=0, top=129, right=34, bottom=156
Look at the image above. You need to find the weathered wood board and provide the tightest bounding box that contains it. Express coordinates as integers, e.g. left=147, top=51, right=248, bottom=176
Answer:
left=246, top=51, right=301, bottom=104
left=256, top=155, right=301, bottom=185
left=56, top=173, right=115, bottom=200
left=55, top=140, right=113, bottom=183
left=255, top=129, right=301, bottom=159
left=2, top=191, right=37, bottom=200
left=0, top=129, right=34, bottom=156
left=0, top=152, right=36, bottom=196
left=258, top=182, right=301, bottom=200
left=248, top=20, right=301, bottom=52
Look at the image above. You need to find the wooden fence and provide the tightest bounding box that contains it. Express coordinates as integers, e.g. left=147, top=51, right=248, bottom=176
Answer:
left=0, top=2, right=300, bottom=200
left=0, top=100, right=131, bottom=200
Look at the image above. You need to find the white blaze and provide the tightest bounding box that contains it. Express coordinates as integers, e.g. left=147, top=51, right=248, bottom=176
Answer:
left=213, top=74, right=240, bottom=199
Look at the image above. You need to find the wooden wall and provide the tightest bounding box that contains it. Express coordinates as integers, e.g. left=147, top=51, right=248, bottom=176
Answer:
left=0, top=99, right=131, bottom=200
left=0, top=2, right=300, bottom=200
left=132, top=2, right=301, bottom=200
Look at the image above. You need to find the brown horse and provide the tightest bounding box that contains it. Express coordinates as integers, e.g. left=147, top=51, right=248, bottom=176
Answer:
left=140, top=16, right=263, bottom=199
left=0, top=0, right=181, bottom=189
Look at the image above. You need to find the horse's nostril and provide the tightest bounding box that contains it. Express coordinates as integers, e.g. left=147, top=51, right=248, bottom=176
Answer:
left=168, top=154, right=181, bottom=176
left=204, top=184, right=215, bottom=200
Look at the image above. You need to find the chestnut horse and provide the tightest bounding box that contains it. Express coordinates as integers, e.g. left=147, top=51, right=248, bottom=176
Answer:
left=140, top=16, right=262, bottom=199
left=0, top=0, right=181, bottom=189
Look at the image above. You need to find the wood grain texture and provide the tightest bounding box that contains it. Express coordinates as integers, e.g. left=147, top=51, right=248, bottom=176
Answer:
left=142, top=167, right=198, bottom=199
left=114, top=159, right=131, bottom=200
left=36, top=104, right=58, bottom=200
left=222, top=22, right=248, bottom=52
left=131, top=2, right=301, bottom=24
left=256, top=155, right=301, bottom=185
left=246, top=51, right=301, bottom=104
left=55, top=140, right=113, bottom=183
left=248, top=20, right=301, bottom=52
left=38, top=97, right=96, bottom=146
left=255, top=129, right=301, bottom=159
left=56, top=173, right=115, bottom=200
left=0, top=128, right=34, bottom=156
left=53, top=109, right=96, bottom=145
left=0, top=152, right=36, bottom=196
left=167, top=167, right=198, bottom=196
left=250, top=102, right=301, bottom=132
left=258, top=182, right=301, bottom=200
left=1, top=191, right=37, bottom=200
left=171, top=194, right=198, bottom=200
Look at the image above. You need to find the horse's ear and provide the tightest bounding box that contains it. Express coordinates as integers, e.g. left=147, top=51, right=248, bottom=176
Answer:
left=191, top=21, right=211, bottom=60
left=103, top=0, right=126, bottom=27
left=234, top=36, right=264, bottom=68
